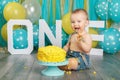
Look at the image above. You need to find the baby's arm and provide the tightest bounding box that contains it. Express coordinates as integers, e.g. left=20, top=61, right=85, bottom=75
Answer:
left=63, top=42, right=70, bottom=52
left=77, top=33, right=92, bottom=54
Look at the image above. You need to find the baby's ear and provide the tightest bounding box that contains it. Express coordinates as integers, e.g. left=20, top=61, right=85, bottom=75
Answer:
left=85, top=20, right=89, bottom=26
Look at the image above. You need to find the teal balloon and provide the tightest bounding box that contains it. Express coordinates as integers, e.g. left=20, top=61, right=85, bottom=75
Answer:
left=0, top=13, right=7, bottom=47
left=33, top=25, right=39, bottom=47
left=99, top=28, right=120, bottom=54
left=95, top=0, right=109, bottom=20
left=108, top=0, right=120, bottom=22
left=13, top=29, right=28, bottom=49
left=0, top=0, right=19, bottom=14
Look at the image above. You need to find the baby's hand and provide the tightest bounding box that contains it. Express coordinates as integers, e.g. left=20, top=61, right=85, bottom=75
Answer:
left=77, top=33, right=83, bottom=41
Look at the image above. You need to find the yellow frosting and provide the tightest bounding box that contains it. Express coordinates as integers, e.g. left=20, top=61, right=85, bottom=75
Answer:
left=37, top=46, right=66, bottom=62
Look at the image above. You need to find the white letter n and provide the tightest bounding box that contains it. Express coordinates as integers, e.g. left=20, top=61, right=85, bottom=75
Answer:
left=39, top=19, right=62, bottom=47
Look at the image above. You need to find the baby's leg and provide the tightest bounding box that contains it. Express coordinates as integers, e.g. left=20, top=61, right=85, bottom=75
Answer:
left=58, top=65, right=69, bottom=71
left=68, top=58, right=78, bottom=70
left=58, top=58, right=79, bottom=71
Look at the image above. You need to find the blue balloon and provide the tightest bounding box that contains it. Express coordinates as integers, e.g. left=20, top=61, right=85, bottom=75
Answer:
left=13, top=29, right=28, bottom=49
left=95, top=0, right=109, bottom=20
left=0, top=0, right=19, bottom=14
left=99, top=28, right=120, bottom=54
left=108, top=0, right=120, bottom=22
left=33, top=25, right=39, bottom=48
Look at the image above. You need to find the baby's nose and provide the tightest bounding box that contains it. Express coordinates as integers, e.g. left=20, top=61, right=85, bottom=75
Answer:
left=74, top=22, right=78, bottom=25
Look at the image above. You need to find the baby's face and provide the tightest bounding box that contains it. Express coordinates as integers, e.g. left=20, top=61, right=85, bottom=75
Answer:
left=71, top=12, right=88, bottom=33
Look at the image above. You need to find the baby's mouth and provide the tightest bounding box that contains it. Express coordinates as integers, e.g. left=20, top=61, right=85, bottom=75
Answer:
left=75, top=27, right=80, bottom=32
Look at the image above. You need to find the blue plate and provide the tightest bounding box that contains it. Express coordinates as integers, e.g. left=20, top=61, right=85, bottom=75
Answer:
left=38, top=59, right=68, bottom=76
left=38, top=59, right=68, bottom=66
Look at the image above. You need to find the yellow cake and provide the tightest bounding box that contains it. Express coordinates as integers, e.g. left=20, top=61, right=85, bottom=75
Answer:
left=37, top=46, right=66, bottom=62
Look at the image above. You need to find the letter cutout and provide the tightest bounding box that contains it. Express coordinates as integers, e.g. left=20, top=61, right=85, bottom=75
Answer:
left=39, top=19, right=62, bottom=47
left=7, top=20, right=33, bottom=54
left=87, top=21, right=104, bottom=55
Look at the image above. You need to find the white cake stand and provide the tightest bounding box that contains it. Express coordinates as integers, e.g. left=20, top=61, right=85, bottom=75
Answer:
left=38, top=59, right=68, bottom=76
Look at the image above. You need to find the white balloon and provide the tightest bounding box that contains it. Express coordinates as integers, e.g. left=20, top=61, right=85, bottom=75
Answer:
left=111, top=22, right=120, bottom=32
left=22, top=0, right=41, bottom=23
